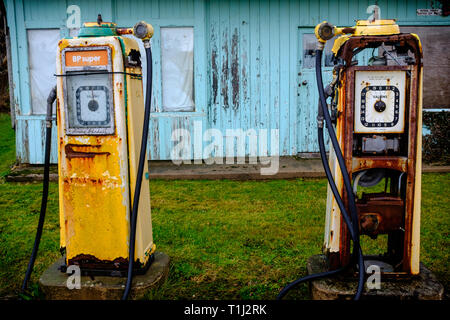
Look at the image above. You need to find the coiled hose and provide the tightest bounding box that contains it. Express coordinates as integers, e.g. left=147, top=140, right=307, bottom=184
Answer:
left=122, top=43, right=153, bottom=300
left=21, top=86, right=57, bottom=295
left=277, top=49, right=364, bottom=300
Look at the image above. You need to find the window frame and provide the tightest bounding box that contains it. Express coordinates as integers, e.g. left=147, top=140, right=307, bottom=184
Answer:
left=149, top=20, right=207, bottom=118
left=159, top=26, right=196, bottom=113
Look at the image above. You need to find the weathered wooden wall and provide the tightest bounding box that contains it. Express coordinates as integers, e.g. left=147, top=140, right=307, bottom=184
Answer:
left=5, top=0, right=450, bottom=163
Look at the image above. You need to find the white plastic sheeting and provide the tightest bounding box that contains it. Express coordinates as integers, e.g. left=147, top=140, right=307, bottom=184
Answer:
left=26, top=28, right=194, bottom=114
left=27, top=29, right=60, bottom=114
left=161, top=27, right=194, bottom=112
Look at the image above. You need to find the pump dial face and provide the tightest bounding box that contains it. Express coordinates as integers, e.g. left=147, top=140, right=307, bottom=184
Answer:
left=360, top=85, right=400, bottom=127
left=76, top=85, right=111, bottom=126
left=354, top=70, right=406, bottom=134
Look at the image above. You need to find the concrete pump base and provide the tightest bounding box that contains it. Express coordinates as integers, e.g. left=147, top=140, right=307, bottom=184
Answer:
left=307, top=254, right=443, bottom=300
left=39, top=251, right=169, bottom=300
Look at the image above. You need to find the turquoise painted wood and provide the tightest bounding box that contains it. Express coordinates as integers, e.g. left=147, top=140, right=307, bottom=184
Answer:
left=297, top=27, right=333, bottom=153
left=5, top=0, right=450, bottom=163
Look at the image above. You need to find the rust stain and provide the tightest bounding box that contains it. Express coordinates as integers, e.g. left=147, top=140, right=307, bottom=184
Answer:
left=357, top=193, right=405, bottom=237
left=340, top=34, right=422, bottom=67
left=231, top=28, right=240, bottom=110
left=65, top=144, right=110, bottom=159
left=116, top=82, right=123, bottom=97
left=68, top=253, right=144, bottom=271
left=353, top=156, right=407, bottom=172
left=63, top=176, right=105, bottom=185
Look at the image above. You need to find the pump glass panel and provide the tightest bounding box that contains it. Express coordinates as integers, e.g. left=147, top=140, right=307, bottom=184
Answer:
left=62, top=47, right=115, bottom=135
left=66, top=73, right=112, bottom=128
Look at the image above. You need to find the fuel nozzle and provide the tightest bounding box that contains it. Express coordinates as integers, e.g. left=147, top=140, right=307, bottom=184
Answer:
left=314, top=21, right=357, bottom=50
left=315, top=22, right=335, bottom=44
left=133, top=21, right=154, bottom=46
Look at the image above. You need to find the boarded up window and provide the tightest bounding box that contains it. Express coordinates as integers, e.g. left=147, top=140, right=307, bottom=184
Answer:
left=401, top=26, right=450, bottom=109
left=161, top=27, right=194, bottom=112
left=27, top=29, right=59, bottom=114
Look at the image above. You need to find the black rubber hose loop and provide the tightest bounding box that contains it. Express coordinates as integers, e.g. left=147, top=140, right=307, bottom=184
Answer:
left=21, top=86, right=57, bottom=295
left=122, top=44, right=153, bottom=300
left=276, top=120, right=361, bottom=300
left=277, top=49, right=364, bottom=300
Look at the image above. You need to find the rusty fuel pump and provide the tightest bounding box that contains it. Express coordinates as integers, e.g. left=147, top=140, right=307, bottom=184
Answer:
left=278, top=19, right=423, bottom=299
left=21, top=17, right=156, bottom=300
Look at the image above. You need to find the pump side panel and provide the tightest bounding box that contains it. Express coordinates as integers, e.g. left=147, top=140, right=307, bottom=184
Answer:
left=121, top=37, right=154, bottom=265
left=57, top=37, right=131, bottom=265
left=410, top=67, right=423, bottom=275
left=324, top=76, right=347, bottom=257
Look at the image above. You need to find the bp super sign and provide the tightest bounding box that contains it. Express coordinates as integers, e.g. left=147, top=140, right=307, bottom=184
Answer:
left=354, top=70, right=406, bottom=134
left=65, top=50, right=109, bottom=67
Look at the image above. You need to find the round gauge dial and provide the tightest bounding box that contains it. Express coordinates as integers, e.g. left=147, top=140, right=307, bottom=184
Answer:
left=75, top=85, right=111, bottom=126
left=374, top=100, right=386, bottom=113
left=360, top=85, right=400, bottom=128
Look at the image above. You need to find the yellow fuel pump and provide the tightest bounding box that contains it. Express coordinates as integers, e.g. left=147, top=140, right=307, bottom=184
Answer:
left=279, top=19, right=423, bottom=299
left=21, top=17, right=157, bottom=300
left=56, top=20, right=155, bottom=278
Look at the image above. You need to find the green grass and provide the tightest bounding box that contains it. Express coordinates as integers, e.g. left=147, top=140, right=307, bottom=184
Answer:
left=0, top=112, right=448, bottom=299
left=0, top=113, right=15, bottom=178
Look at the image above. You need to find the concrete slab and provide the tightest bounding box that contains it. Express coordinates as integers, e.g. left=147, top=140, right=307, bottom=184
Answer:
left=39, top=252, right=169, bottom=300
left=6, top=157, right=450, bottom=182
left=148, top=157, right=324, bottom=180
left=307, top=254, right=444, bottom=300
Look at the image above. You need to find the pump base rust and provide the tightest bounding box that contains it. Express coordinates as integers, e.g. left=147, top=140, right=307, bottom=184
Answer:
left=307, top=255, right=443, bottom=300
left=39, top=251, right=169, bottom=300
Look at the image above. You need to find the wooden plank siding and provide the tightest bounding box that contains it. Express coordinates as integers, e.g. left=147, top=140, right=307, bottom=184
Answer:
left=5, top=0, right=450, bottom=163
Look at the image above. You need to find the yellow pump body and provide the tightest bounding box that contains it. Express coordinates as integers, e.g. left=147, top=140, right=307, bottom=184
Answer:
left=56, top=22, right=154, bottom=275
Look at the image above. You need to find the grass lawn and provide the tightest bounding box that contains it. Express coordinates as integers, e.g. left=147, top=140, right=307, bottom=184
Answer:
left=0, top=112, right=448, bottom=299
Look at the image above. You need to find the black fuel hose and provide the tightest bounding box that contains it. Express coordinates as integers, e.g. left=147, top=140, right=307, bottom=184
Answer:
left=122, top=44, right=153, bottom=300
left=315, top=49, right=364, bottom=300
left=277, top=49, right=364, bottom=300
left=21, top=86, right=57, bottom=294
